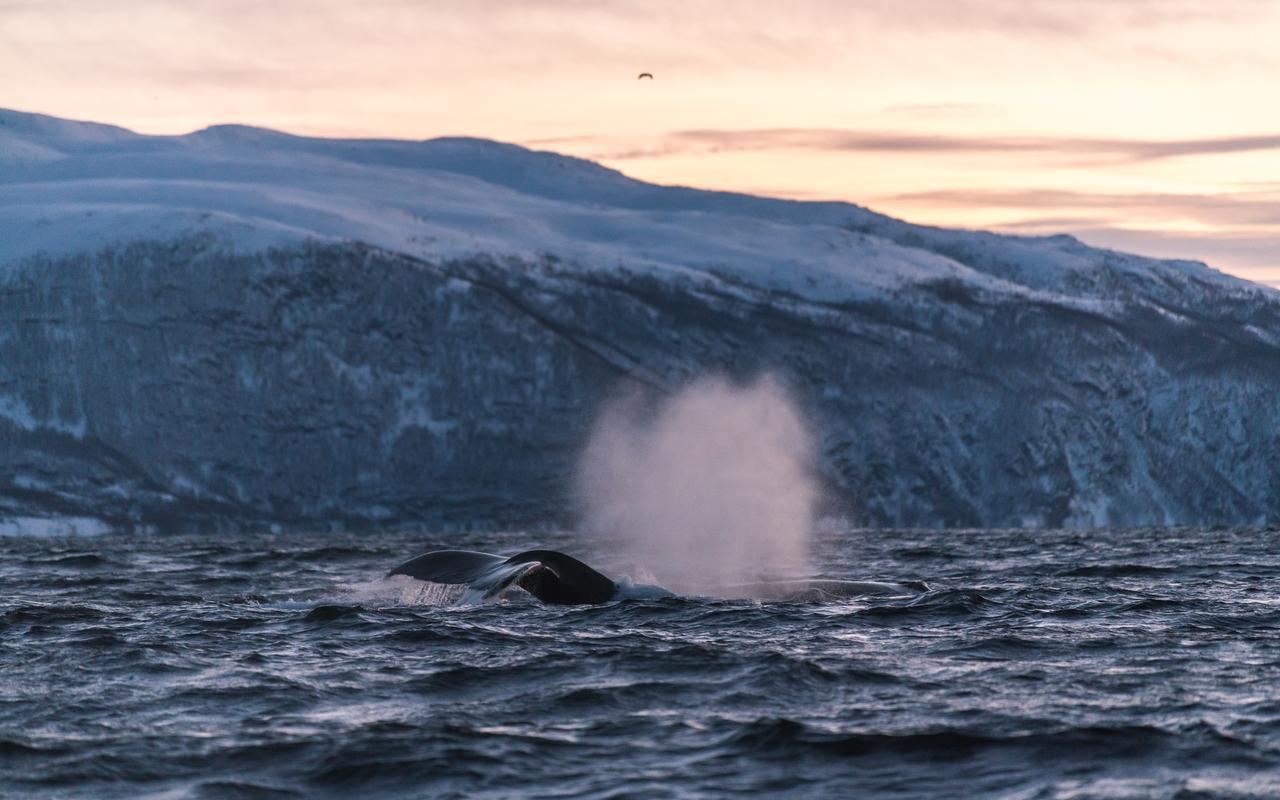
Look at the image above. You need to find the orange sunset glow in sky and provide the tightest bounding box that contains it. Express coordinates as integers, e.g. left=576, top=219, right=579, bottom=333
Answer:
left=4, top=0, right=1278, bottom=284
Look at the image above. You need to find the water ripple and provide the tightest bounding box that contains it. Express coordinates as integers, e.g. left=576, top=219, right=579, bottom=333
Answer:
left=2, top=526, right=1279, bottom=798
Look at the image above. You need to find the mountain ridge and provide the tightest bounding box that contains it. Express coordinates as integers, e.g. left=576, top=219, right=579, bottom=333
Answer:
left=0, top=109, right=1277, bottom=531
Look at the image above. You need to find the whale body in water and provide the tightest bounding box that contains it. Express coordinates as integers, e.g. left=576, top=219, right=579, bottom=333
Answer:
left=388, top=549, right=927, bottom=605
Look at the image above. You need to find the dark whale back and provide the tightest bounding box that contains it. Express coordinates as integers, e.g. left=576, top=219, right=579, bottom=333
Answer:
left=506, top=550, right=618, bottom=605
left=388, top=548, right=618, bottom=605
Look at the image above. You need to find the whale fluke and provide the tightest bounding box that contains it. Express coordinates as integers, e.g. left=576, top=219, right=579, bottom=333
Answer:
left=388, top=549, right=618, bottom=605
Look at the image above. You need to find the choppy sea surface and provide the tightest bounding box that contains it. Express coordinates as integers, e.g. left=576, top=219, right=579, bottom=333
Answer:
left=3, top=526, right=1280, bottom=799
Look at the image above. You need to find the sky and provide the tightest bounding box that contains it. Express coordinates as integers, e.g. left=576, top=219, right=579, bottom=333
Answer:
left=2, top=0, right=1278, bottom=284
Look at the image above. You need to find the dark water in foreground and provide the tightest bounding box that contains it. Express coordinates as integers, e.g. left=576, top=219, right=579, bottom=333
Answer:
left=2, top=527, right=1280, bottom=799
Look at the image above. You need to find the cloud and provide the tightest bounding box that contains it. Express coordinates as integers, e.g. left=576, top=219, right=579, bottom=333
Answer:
left=7, top=0, right=1276, bottom=84
left=885, top=188, right=1280, bottom=227
left=881, top=103, right=999, bottom=116
left=562, top=128, right=1280, bottom=165
left=1061, top=226, right=1280, bottom=285
left=872, top=185, right=1280, bottom=285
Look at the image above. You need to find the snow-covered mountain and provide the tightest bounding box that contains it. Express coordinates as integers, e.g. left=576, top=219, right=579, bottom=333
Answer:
left=1, top=107, right=1277, bottom=531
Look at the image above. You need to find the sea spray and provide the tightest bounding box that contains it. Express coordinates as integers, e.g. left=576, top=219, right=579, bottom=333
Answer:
left=576, top=374, right=817, bottom=596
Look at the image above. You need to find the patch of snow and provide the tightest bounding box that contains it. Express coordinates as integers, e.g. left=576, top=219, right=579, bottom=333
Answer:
left=0, top=516, right=113, bottom=537
left=382, top=381, right=457, bottom=450
left=322, top=351, right=375, bottom=394
left=0, top=395, right=36, bottom=430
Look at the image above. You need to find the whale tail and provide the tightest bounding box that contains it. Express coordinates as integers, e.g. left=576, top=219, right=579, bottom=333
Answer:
left=388, top=549, right=618, bottom=605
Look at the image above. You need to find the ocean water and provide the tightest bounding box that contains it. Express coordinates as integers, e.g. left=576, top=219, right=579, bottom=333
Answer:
left=2, top=526, right=1279, bottom=799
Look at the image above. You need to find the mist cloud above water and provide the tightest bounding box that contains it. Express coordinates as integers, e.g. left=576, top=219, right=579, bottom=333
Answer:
left=575, top=375, right=817, bottom=596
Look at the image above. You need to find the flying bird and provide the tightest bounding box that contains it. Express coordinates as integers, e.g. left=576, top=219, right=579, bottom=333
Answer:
left=637, top=72, right=654, bottom=80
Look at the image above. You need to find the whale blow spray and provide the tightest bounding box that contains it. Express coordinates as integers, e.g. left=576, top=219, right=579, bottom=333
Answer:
left=576, top=374, right=817, bottom=596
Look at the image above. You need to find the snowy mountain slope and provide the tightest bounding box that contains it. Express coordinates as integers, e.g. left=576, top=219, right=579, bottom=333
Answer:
left=0, top=108, right=1277, bottom=530
left=4, top=108, right=1259, bottom=306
